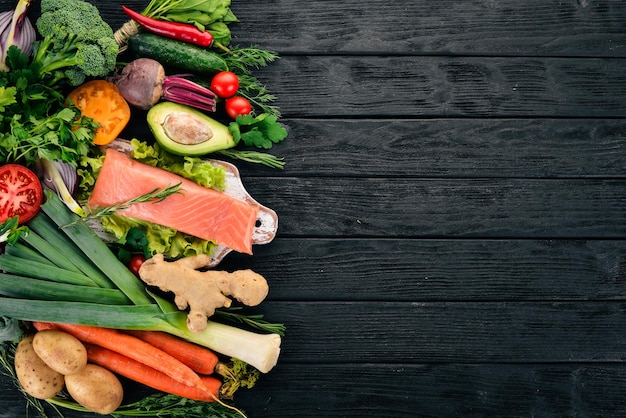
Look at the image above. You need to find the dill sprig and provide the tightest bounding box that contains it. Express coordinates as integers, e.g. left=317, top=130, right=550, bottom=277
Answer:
left=225, top=46, right=279, bottom=73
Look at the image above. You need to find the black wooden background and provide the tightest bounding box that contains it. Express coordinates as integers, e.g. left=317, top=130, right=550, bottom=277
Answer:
left=1, top=1, right=626, bottom=417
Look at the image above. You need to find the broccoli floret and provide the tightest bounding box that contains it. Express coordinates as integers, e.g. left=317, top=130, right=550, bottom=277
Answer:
left=30, top=0, right=118, bottom=87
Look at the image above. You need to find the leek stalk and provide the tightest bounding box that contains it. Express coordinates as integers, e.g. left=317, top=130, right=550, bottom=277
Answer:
left=40, top=191, right=154, bottom=305
left=3, top=242, right=54, bottom=265
left=0, top=255, right=99, bottom=287
left=27, top=212, right=114, bottom=288
left=0, top=273, right=129, bottom=305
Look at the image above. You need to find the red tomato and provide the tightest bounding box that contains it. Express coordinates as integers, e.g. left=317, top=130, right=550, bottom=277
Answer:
left=210, top=71, right=239, bottom=98
left=225, top=96, right=252, bottom=119
left=128, top=254, right=146, bottom=276
left=0, top=164, right=43, bottom=224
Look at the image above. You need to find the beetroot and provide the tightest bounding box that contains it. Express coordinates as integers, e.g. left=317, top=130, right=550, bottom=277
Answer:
left=112, top=58, right=216, bottom=112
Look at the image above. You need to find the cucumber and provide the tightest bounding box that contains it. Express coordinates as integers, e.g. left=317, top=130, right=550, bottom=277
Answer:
left=127, top=33, right=229, bottom=74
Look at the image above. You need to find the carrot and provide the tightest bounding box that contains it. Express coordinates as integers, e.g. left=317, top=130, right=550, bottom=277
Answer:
left=85, top=344, right=220, bottom=402
left=66, top=80, right=131, bottom=145
left=32, top=322, right=208, bottom=392
left=125, top=330, right=219, bottom=375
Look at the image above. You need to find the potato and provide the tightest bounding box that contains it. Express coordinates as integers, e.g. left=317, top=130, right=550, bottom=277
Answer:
left=33, top=329, right=87, bottom=375
left=14, top=335, right=65, bottom=399
left=65, top=364, right=123, bottom=414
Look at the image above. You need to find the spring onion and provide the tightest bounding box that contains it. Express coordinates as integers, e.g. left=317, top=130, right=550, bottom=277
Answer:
left=0, top=191, right=282, bottom=373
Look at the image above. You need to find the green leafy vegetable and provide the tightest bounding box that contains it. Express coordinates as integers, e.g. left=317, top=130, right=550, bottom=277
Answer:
left=143, top=0, right=239, bottom=47
left=229, top=113, right=288, bottom=149
left=130, top=139, right=226, bottom=190
left=0, top=217, right=28, bottom=245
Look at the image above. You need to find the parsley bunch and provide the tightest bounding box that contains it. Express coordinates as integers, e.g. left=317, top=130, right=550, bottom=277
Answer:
left=0, top=47, right=99, bottom=167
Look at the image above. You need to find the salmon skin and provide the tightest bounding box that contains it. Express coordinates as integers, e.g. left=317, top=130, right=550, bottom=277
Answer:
left=88, top=148, right=259, bottom=254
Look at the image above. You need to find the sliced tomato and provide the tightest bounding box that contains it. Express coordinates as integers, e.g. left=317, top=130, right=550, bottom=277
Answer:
left=0, top=164, right=43, bottom=224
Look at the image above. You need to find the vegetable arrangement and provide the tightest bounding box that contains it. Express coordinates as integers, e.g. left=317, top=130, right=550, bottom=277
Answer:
left=0, top=0, right=288, bottom=416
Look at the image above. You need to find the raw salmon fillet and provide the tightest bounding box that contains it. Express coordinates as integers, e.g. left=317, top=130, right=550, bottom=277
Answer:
left=88, top=148, right=259, bottom=254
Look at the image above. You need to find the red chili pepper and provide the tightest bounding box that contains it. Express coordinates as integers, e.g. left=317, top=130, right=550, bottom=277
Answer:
left=121, top=5, right=214, bottom=47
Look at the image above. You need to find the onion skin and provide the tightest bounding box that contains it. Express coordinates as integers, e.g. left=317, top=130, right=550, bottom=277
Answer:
left=0, top=0, right=36, bottom=71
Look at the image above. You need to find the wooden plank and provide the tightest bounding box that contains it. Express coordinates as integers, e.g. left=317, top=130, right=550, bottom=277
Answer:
left=233, top=363, right=626, bottom=417
left=3, top=363, right=626, bottom=417
left=230, top=0, right=626, bottom=57
left=242, top=177, right=626, bottom=238
left=221, top=238, right=626, bottom=302
left=259, top=301, right=626, bottom=363
left=215, top=118, right=626, bottom=178
left=249, top=56, right=626, bottom=118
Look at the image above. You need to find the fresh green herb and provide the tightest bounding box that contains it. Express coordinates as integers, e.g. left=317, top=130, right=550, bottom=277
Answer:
left=216, top=149, right=285, bottom=169
left=224, top=49, right=281, bottom=117
left=82, top=183, right=184, bottom=221
left=143, top=0, right=239, bottom=47
left=237, top=74, right=281, bottom=117
left=0, top=217, right=28, bottom=245
left=0, top=105, right=98, bottom=167
left=225, top=46, right=279, bottom=73
left=216, top=307, right=287, bottom=336
left=229, top=113, right=288, bottom=150
left=47, top=392, right=246, bottom=417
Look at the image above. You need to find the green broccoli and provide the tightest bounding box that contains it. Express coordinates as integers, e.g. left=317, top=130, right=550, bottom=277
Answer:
left=30, top=0, right=118, bottom=87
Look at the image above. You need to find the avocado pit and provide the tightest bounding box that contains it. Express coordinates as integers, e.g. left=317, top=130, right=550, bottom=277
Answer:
left=162, top=111, right=213, bottom=145
left=146, top=102, right=236, bottom=156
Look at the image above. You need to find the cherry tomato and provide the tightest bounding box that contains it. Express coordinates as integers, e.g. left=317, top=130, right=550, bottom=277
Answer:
left=0, top=164, right=43, bottom=224
left=128, top=254, right=146, bottom=276
left=225, top=96, right=252, bottom=119
left=210, top=71, right=239, bottom=98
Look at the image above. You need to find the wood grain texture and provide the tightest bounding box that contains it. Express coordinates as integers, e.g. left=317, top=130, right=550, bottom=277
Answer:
left=242, top=177, right=626, bottom=238
left=229, top=0, right=626, bottom=57
left=218, top=118, right=626, bottom=178
left=220, top=238, right=626, bottom=302
left=255, top=301, right=626, bottom=363
left=247, top=56, right=626, bottom=118
left=0, top=0, right=624, bottom=417
left=233, top=364, right=626, bottom=417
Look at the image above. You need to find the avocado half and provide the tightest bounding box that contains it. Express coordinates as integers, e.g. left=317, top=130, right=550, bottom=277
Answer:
left=147, top=102, right=236, bottom=156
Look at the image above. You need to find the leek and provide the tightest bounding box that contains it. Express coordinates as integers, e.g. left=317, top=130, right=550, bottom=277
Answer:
left=0, top=273, right=129, bottom=305
left=0, top=255, right=100, bottom=287
left=0, top=192, right=282, bottom=374
left=27, top=212, right=114, bottom=288
left=4, top=242, right=54, bottom=265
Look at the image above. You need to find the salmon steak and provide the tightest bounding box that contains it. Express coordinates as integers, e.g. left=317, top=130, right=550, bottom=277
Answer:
left=88, top=148, right=260, bottom=254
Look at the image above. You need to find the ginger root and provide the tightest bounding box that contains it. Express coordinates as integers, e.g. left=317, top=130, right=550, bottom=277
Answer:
left=138, top=253, right=269, bottom=333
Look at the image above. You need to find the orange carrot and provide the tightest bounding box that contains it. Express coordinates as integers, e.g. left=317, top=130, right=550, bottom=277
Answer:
left=85, top=344, right=221, bottom=402
left=125, top=330, right=219, bottom=375
left=32, top=322, right=208, bottom=392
